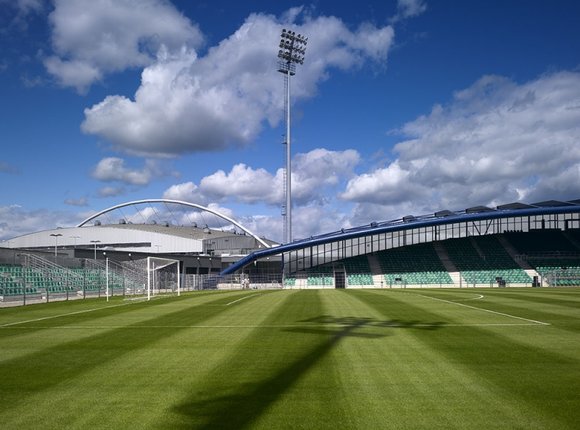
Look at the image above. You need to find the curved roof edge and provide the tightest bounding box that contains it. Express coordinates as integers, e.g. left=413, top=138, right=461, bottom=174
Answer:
left=221, top=200, right=580, bottom=275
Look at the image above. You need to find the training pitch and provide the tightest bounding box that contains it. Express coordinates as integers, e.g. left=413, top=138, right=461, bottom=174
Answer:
left=1, top=288, right=579, bottom=429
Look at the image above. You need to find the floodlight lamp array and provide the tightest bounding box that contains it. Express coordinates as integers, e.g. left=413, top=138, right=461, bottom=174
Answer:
left=278, top=29, right=308, bottom=65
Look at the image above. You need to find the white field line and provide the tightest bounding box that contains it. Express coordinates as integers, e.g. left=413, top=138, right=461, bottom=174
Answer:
left=452, top=294, right=484, bottom=302
left=0, top=301, right=135, bottom=328
left=417, top=294, right=550, bottom=326
left=1, top=322, right=544, bottom=330
left=0, top=292, right=257, bottom=328
left=225, top=293, right=261, bottom=306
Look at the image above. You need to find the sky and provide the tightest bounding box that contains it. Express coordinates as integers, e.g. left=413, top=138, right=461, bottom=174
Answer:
left=1, top=0, right=580, bottom=244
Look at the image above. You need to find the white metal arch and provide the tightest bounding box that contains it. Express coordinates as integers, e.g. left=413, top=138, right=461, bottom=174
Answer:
left=76, top=199, right=270, bottom=248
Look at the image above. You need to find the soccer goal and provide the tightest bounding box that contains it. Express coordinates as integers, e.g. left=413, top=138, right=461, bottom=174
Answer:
left=146, top=257, right=181, bottom=301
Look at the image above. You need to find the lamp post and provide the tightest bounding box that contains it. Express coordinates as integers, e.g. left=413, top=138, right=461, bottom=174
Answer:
left=277, top=28, right=308, bottom=244
left=49, top=233, right=62, bottom=262
left=70, top=235, right=80, bottom=248
left=90, top=240, right=101, bottom=260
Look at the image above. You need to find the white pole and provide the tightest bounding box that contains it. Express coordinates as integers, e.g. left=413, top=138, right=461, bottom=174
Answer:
left=147, top=257, right=151, bottom=301
left=177, top=262, right=181, bottom=296
left=105, top=257, right=109, bottom=302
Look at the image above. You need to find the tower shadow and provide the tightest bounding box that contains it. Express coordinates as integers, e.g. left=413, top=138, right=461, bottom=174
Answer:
left=171, top=315, right=443, bottom=429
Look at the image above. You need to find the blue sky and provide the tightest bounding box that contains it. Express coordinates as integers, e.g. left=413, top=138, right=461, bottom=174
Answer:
left=1, top=0, right=580, bottom=243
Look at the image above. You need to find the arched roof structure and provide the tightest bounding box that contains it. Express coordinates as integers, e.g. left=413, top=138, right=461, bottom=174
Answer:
left=77, top=199, right=270, bottom=249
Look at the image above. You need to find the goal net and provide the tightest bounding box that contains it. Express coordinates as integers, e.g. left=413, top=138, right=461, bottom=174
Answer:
left=146, top=257, right=181, bottom=300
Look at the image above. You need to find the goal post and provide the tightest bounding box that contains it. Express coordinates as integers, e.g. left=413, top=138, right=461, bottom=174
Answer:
left=147, top=256, right=181, bottom=301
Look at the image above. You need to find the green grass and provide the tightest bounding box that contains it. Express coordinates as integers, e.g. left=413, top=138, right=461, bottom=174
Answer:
left=1, top=288, right=580, bottom=429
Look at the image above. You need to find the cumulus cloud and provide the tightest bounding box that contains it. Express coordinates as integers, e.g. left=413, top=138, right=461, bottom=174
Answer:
left=163, top=181, right=208, bottom=205
left=82, top=10, right=394, bottom=156
left=292, top=148, right=360, bottom=204
left=200, top=164, right=282, bottom=204
left=165, top=148, right=360, bottom=207
left=45, top=0, right=203, bottom=92
left=91, top=157, right=171, bottom=186
left=342, top=71, right=580, bottom=219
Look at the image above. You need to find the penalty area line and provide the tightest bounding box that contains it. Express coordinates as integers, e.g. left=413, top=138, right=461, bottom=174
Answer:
left=417, top=294, right=550, bottom=326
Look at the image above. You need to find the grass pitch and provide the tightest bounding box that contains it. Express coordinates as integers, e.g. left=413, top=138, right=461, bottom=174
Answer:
left=1, top=288, right=579, bottom=429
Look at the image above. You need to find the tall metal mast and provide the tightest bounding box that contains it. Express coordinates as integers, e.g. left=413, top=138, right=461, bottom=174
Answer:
left=277, top=29, right=307, bottom=244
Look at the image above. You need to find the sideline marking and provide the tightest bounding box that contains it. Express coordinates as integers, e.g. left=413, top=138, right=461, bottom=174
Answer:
left=417, top=293, right=550, bottom=326
left=0, top=292, right=253, bottom=327
left=0, top=301, right=135, bottom=328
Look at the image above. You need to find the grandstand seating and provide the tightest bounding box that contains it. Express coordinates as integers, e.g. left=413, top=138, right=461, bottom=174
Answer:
left=503, top=230, right=580, bottom=286
left=376, top=243, right=453, bottom=286
left=0, top=264, right=110, bottom=299
left=306, top=265, right=334, bottom=286
left=342, top=255, right=374, bottom=286
left=443, top=236, right=531, bottom=285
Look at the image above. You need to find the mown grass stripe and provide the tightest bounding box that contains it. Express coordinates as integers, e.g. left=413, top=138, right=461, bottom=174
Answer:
left=167, top=289, right=356, bottom=429
left=0, top=290, right=265, bottom=415
left=416, top=292, right=550, bottom=325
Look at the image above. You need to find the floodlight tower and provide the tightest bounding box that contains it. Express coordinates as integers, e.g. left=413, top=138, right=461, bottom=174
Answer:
left=278, top=28, right=307, bottom=244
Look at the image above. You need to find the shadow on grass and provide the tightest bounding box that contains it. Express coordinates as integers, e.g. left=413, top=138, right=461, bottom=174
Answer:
left=0, top=290, right=230, bottom=340
left=171, top=313, right=443, bottom=429
left=351, top=289, right=580, bottom=429
left=0, top=290, right=266, bottom=414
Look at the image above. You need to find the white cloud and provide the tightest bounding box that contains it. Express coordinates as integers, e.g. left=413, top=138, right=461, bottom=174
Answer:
left=97, top=186, right=126, bottom=198
left=0, top=205, right=82, bottom=241
left=341, top=160, right=427, bottom=204
left=45, top=0, right=203, bottom=92
left=64, top=197, right=89, bottom=207
left=166, top=148, right=360, bottom=206
left=391, top=0, right=427, bottom=22
left=91, top=157, right=169, bottom=186
left=200, top=164, right=282, bottom=204
left=342, top=71, right=580, bottom=220
left=163, top=181, right=208, bottom=205
left=1, top=0, right=45, bottom=30
left=239, top=205, right=351, bottom=243
left=82, top=10, right=394, bottom=156
left=44, top=57, right=102, bottom=92
left=158, top=148, right=360, bottom=242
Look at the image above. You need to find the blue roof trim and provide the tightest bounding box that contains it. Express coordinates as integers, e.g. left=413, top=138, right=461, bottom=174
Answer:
left=221, top=202, right=580, bottom=275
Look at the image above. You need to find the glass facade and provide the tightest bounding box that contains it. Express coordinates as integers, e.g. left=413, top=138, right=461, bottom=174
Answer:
left=283, top=210, right=580, bottom=274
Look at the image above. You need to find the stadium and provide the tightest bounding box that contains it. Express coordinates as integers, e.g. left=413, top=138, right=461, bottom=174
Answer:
left=2, top=197, right=580, bottom=429
left=2, top=197, right=580, bottom=304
